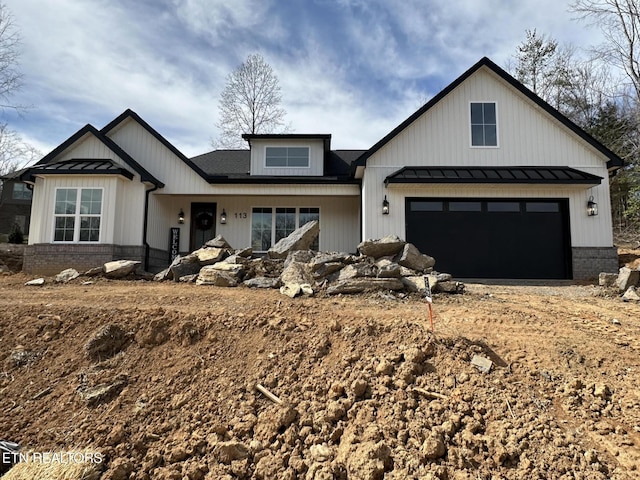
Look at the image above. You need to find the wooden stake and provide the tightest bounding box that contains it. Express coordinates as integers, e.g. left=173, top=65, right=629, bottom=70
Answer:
left=504, top=394, right=515, bottom=419
left=256, top=383, right=283, bottom=405
left=414, top=387, right=448, bottom=401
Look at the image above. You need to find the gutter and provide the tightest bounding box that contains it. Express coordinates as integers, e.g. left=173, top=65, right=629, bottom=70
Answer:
left=143, top=184, right=160, bottom=271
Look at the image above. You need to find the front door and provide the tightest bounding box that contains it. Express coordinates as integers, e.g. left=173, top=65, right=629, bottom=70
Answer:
left=190, top=203, right=217, bottom=251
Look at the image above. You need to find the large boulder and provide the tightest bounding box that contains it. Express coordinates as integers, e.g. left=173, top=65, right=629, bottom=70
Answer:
left=268, top=221, right=320, bottom=259
left=204, top=234, right=232, bottom=249
left=196, top=266, right=240, bottom=287
left=358, top=235, right=406, bottom=259
left=616, top=267, right=640, bottom=292
left=337, top=263, right=377, bottom=281
left=192, top=247, right=229, bottom=265
left=55, top=268, right=80, bottom=283
left=169, top=254, right=201, bottom=282
left=326, top=277, right=404, bottom=295
left=103, top=260, right=141, bottom=278
left=396, top=243, right=435, bottom=272
left=279, top=260, right=314, bottom=297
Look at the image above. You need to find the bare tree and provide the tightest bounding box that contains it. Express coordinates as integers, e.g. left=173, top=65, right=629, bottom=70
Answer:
left=215, top=53, right=287, bottom=149
left=571, top=0, right=640, bottom=101
left=0, top=2, right=22, bottom=111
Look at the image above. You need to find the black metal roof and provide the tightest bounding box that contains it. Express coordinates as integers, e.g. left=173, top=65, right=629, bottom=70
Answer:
left=189, top=149, right=365, bottom=184
left=385, top=166, right=603, bottom=185
left=21, top=159, right=135, bottom=182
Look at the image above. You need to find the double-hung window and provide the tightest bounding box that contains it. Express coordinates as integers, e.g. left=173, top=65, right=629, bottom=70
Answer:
left=53, top=188, right=103, bottom=242
left=265, top=147, right=310, bottom=168
left=251, top=207, right=319, bottom=251
left=12, top=183, right=32, bottom=200
left=470, top=102, right=497, bottom=147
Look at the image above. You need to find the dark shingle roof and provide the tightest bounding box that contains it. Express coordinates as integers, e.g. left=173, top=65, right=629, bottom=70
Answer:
left=385, top=166, right=603, bottom=185
left=21, top=159, right=135, bottom=182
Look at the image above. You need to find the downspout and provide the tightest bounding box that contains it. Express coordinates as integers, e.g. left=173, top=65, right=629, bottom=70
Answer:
left=143, top=184, right=159, bottom=271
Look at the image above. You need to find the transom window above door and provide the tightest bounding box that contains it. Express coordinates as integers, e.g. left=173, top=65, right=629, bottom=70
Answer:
left=265, top=147, right=310, bottom=168
left=470, top=102, right=498, bottom=147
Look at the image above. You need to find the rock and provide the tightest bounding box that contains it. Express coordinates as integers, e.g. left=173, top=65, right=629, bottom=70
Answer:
left=396, top=243, right=435, bottom=272
left=281, top=260, right=313, bottom=285
left=401, top=276, right=427, bottom=293
left=196, top=267, right=240, bottom=287
left=84, top=266, right=103, bottom=276
left=616, top=267, right=640, bottom=291
left=345, top=441, right=391, bottom=480
left=235, top=247, right=253, bottom=257
left=192, top=247, right=228, bottom=265
left=209, top=262, right=245, bottom=275
left=375, top=259, right=402, bottom=278
left=24, top=278, right=45, bottom=286
left=103, top=260, right=141, bottom=278
left=211, top=441, right=249, bottom=464
left=85, top=324, right=129, bottom=361
left=593, top=384, right=610, bottom=398
left=311, top=252, right=350, bottom=268
left=327, top=278, right=404, bottom=295
left=243, top=277, right=279, bottom=288
left=223, top=254, right=250, bottom=265
left=622, top=286, right=640, bottom=302
left=434, top=280, right=465, bottom=294
left=179, top=274, right=198, bottom=283
left=337, top=263, right=377, bottom=281
left=204, top=234, right=232, bottom=249
left=421, top=433, right=446, bottom=459
left=358, top=235, right=406, bottom=259
left=108, top=458, right=135, bottom=480
left=268, top=220, right=320, bottom=259
left=79, top=374, right=128, bottom=406
left=55, top=268, right=80, bottom=283
left=280, top=283, right=313, bottom=298
left=284, top=250, right=316, bottom=267
left=598, top=272, right=618, bottom=287
left=169, top=254, right=201, bottom=282
left=153, top=267, right=171, bottom=281
left=471, top=355, right=492, bottom=373
left=312, top=262, right=344, bottom=280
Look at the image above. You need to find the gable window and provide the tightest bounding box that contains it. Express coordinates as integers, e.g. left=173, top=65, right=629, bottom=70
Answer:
left=12, top=182, right=32, bottom=200
left=251, top=207, right=319, bottom=251
left=265, top=147, right=310, bottom=168
left=470, top=102, right=497, bottom=147
left=53, top=188, right=102, bottom=242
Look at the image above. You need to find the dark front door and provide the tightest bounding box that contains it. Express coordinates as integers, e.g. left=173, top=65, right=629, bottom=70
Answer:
left=406, top=198, right=571, bottom=279
left=190, top=203, right=217, bottom=251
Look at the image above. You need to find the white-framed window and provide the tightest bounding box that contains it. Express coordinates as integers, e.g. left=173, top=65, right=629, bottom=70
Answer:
left=265, top=147, right=310, bottom=168
left=251, top=207, right=319, bottom=251
left=12, top=182, right=32, bottom=200
left=470, top=102, right=498, bottom=147
left=53, top=188, right=103, bottom=242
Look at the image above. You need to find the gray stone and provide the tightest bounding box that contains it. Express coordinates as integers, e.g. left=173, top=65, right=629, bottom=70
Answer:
left=268, top=220, right=320, bottom=259
left=223, top=254, right=250, bottom=265
left=376, top=259, right=401, bottom=278
left=357, top=235, right=406, bottom=259
left=599, top=272, right=618, bottom=287
left=196, top=267, right=240, bottom=287
left=79, top=374, right=128, bottom=406
left=235, top=247, right=253, bottom=258
left=103, top=260, right=141, bottom=278
left=153, top=268, right=171, bottom=281
left=312, top=262, right=344, bottom=280
left=281, top=260, right=314, bottom=286
left=401, top=276, right=427, bottom=293
left=326, top=277, right=404, bottom=295
left=204, top=234, right=232, bottom=249
left=55, top=268, right=80, bottom=283
left=337, top=263, right=377, bottom=281
left=616, top=267, right=640, bottom=291
left=84, top=266, right=103, bottom=277
left=85, top=324, right=129, bottom=361
left=622, top=286, right=640, bottom=302
left=169, top=254, right=201, bottom=282
left=284, top=249, right=316, bottom=268
left=178, top=274, right=198, bottom=283
left=25, top=277, right=45, bottom=286
left=435, top=280, right=465, bottom=294
left=211, top=441, right=249, bottom=464
left=396, top=243, right=435, bottom=272
left=471, top=355, right=492, bottom=373
left=192, top=247, right=228, bottom=265
left=243, top=277, right=280, bottom=288
left=209, top=262, right=245, bottom=276
left=434, top=272, right=453, bottom=282
left=280, top=283, right=313, bottom=298
left=311, top=252, right=351, bottom=268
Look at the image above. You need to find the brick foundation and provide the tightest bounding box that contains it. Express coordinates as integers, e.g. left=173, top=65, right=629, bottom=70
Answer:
left=572, top=247, right=618, bottom=280
left=147, top=247, right=170, bottom=274
left=23, top=244, right=146, bottom=276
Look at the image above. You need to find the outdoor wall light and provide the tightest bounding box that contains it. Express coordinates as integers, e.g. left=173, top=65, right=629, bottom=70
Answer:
left=178, top=209, right=185, bottom=224
left=587, top=196, right=598, bottom=216
left=220, top=209, right=227, bottom=224
left=382, top=195, right=390, bottom=215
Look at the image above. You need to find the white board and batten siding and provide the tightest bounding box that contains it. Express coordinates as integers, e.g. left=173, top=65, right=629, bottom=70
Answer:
left=362, top=65, right=614, bottom=247
left=249, top=138, right=325, bottom=176
left=146, top=194, right=361, bottom=255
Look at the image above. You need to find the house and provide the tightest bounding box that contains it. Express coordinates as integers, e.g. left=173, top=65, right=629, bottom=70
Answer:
left=0, top=169, right=32, bottom=240
left=20, top=57, right=622, bottom=279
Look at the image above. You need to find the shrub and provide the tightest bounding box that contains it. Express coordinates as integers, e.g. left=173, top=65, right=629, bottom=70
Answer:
left=8, top=223, right=24, bottom=244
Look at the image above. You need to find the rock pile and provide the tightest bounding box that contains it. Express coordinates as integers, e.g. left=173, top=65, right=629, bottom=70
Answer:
left=153, top=224, right=463, bottom=297
left=599, top=266, right=640, bottom=302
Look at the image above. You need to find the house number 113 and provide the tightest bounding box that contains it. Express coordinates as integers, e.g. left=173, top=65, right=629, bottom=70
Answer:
left=234, top=212, right=247, bottom=219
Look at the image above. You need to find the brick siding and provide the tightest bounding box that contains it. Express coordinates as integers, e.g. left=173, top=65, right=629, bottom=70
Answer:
left=572, top=247, right=618, bottom=280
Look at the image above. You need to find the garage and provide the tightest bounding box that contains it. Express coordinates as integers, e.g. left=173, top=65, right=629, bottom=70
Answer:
left=406, top=197, right=572, bottom=279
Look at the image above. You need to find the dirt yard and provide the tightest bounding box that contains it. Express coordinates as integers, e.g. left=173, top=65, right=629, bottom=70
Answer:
left=1, top=273, right=639, bottom=479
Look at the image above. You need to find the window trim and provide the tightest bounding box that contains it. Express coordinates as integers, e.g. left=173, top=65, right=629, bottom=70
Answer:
left=52, top=187, right=104, bottom=243
left=250, top=206, right=320, bottom=252
left=264, top=146, right=311, bottom=169
left=469, top=101, right=499, bottom=148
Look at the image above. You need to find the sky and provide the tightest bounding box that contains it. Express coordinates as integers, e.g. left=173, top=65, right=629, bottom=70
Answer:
left=1, top=0, right=604, bottom=164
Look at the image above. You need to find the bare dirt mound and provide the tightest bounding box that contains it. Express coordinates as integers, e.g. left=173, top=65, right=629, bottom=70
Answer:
left=1, top=276, right=639, bottom=479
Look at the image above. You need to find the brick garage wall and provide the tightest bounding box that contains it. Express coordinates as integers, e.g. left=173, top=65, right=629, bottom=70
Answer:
left=148, top=247, right=170, bottom=274
left=23, top=244, right=145, bottom=276
left=572, top=247, right=618, bottom=280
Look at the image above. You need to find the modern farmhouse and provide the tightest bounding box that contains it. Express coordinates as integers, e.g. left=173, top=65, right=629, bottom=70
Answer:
left=20, top=57, right=622, bottom=279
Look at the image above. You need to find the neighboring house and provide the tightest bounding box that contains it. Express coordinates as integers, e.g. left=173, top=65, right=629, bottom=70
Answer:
left=0, top=169, right=32, bottom=239
left=20, top=57, right=622, bottom=279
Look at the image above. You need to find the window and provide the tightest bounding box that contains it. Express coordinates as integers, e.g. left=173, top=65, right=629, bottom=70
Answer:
left=53, top=188, right=102, bottom=242
left=449, top=201, right=482, bottom=212
left=251, top=207, right=320, bottom=251
left=487, top=201, right=520, bottom=212
left=470, top=102, right=497, bottom=146
left=12, top=182, right=32, bottom=200
left=265, top=147, right=310, bottom=168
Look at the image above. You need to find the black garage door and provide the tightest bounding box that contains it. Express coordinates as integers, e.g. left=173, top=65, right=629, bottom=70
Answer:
left=406, top=198, right=572, bottom=279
